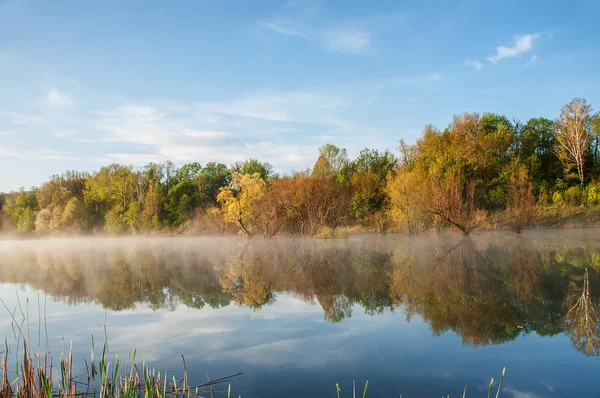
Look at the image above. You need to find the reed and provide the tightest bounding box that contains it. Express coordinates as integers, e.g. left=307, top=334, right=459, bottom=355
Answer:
left=0, top=337, right=241, bottom=398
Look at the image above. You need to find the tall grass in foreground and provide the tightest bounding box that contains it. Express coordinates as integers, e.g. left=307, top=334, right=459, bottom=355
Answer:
left=0, top=336, right=241, bottom=398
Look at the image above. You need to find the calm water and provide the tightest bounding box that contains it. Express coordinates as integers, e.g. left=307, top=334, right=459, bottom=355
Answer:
left=1, top=230, right=600, bottom=397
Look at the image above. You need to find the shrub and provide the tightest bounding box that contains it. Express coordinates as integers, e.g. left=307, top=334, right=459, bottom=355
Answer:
left=314, top=226, right=348, bottom=239
left=586, top=183, right=600, bottom=206
left=552, top=191, right=564, bottom=206
left=187, top=207, right=232, bottom=235
left=538, top=183, right=551, bottom=206
left=565, top=185, right=583, bottom=206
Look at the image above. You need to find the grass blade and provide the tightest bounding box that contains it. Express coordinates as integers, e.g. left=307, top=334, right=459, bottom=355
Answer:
left=495, top=367, right=506, bottom=398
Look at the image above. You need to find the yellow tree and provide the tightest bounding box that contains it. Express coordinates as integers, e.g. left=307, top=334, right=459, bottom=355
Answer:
left=386, top=169, right=430, bottom=234
left=217, top=172, right=266, bottom=238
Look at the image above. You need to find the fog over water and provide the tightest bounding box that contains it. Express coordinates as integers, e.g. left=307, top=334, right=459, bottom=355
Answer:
left=1, top=230, right=599, bottom=397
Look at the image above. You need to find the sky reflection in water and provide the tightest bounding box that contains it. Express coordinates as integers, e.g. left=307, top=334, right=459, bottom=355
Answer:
left=0, top=230, right=599, bottom=397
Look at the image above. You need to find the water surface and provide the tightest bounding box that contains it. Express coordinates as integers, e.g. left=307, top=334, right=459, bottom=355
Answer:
left=1, top=230, right=599, bottom=397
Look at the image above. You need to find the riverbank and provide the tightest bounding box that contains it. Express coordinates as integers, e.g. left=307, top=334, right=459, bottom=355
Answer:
left=2, top=205, right=600, bottom=239
left=483, top=205, right=600, bottom=231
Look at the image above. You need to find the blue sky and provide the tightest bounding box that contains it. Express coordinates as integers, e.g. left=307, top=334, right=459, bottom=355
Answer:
left=1, top=0, right=599, bottom=191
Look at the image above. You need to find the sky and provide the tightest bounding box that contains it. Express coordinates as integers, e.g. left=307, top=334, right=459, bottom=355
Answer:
left=1, top=0, right=599, bottom=191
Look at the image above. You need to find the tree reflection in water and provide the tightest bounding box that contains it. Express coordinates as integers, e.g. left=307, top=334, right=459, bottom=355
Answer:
left=0, top=231, right=599, bottom=355
left=564, top=268, right=600, bottom=356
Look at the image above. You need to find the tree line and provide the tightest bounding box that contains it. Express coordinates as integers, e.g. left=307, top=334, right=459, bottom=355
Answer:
left=2, top=98, right=600, bottom=237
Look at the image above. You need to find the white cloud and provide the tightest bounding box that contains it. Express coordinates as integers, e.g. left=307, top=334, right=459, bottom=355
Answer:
left=541, top=380, right=554, bottom=392
left=47, top=88, right=74, bottom=106
left=87, top=89, right=389, bottom=172
left=526, top=54, right=538, bottom=66
left=259, top=21, right=306, bottom=38
left=324, top=29, right=371, bottom=54
left=487, top=33, right=540, bottom=63
left=198, top=91, right=352, bottom=123
left=431, top=73, right=442, bottom=80
left=464, top=58, right=483, bottom=70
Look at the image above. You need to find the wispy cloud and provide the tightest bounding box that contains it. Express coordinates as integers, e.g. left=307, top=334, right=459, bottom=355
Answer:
left=487, top=33, right=540, bottom=63
left=258, top=21, right=306, bottom=38
left=526, top=54, right=538, bottom=66
left=540, top=380, right=554, bottom=392
left=464, top=58, right=483, bottom=70
left=324, top=29, right=371, bottom=54
left=47, top=88, right=74, bottom=106
left=197, top=90, right=352, bottom=123
left=86, top=88, right=388, bottom=171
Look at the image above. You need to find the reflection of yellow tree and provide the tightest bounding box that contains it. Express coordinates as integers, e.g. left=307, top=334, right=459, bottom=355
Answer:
left=219, top=255, right=274, bottom=309
left=564, top=268, right=600, bottom=356
left=317, top=294, right=353, bottom=323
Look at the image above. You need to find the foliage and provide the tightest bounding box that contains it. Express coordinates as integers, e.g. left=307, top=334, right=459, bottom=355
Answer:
left=506, top=164, right=537, bottom=233
left=217, top=172, right=266, bottom=238
left=427, top=170, right=486, bottom=235
left=234, top=158, right=273, bottom=181
left=554, top=98, right=592, bottom=185
left=3, top=97, right=600, bottom=237
left=311, top=144, right=348, bottom=179
left=386, top=169, right=430, bottom=234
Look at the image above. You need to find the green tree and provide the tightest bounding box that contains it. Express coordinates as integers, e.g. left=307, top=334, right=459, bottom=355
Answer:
left=517, top=118, right=561, bottom=184
left=195, top=162, right=231, bottom=206
left=311, top=144, right=348, bottom=179
left=173, top=162, right=203, bottom=184
left=165, top=180, right=200, bottom=226
left=348, top=149, right=396, bottom=225
left=3, top=191, right=38, bottom=233
left=236, top=159, right=273, bottom=181
left=84, top=164, right=138, bottom=233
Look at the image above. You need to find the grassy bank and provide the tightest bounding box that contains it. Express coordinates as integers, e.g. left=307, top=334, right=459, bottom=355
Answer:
left=483, top=205, right=600, bottom=231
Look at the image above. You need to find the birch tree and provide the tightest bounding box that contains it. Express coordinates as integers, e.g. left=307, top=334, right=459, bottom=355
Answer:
left=554, top=99, right=592, bottom=185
